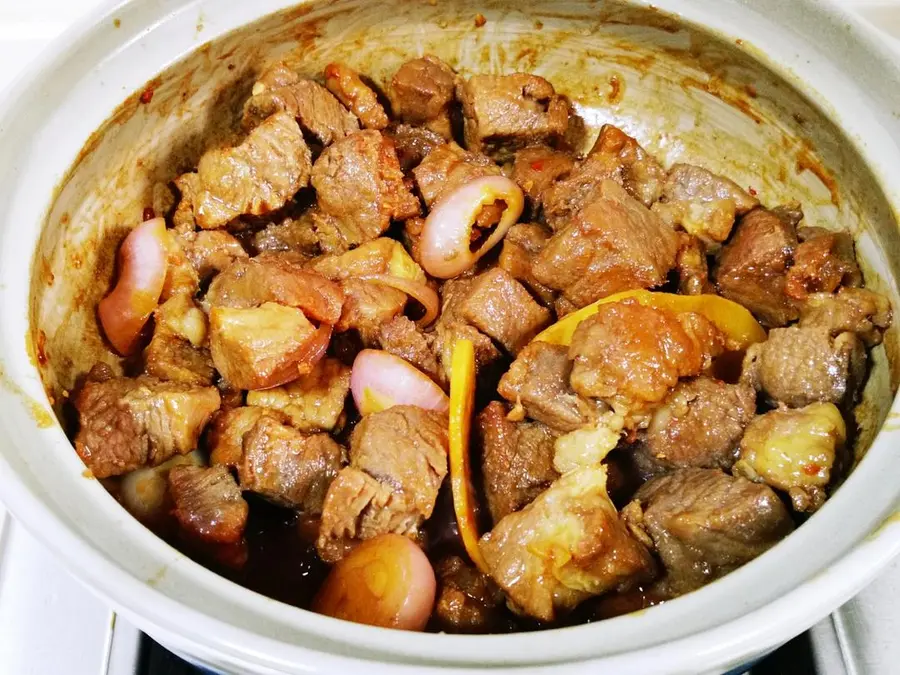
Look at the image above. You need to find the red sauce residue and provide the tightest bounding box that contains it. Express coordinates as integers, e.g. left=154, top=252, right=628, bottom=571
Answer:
left=803, top=463, right=822, bottom=476
left=60, top=212, right=70, bottom=225
left=530, top=160, right=545, bottom=172
left=608, top=74, right=624, bottom=105
left=796, top=143, right=841, bottom=207
left=534, top=20, right=544, bottom=30
left=744, top=84, right=758, bottom=98
left=474, top=13, right=487, bottom=28
left=748, top=186, right=758, bottom=197
left=736, top=38, right=745, bottom=46
left=681, top=76, right=763, bottom=125
left=143, top=207, right=156, bottom=222
left=139, top=87, right=155, bottom=104
left=36, top=330, right=48, bottom=367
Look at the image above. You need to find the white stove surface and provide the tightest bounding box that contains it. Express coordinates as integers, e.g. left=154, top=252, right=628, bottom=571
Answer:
left=1, top=1, right=900, bottom=673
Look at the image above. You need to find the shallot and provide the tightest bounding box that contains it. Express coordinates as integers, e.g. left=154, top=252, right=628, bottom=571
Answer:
left=312, top=534, right=436, bottom=631
left=350, top=349, right=448, bottom=415
left=420, top=175, right=524, bottom=279
left=98, top=217, right=169, bottom=355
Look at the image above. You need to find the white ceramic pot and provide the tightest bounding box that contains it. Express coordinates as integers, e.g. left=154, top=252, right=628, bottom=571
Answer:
left=2, top=0, right=900, bottom=672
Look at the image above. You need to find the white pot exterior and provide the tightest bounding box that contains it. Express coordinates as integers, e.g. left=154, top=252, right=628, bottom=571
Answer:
left=2, top=1, right=900, bottom=673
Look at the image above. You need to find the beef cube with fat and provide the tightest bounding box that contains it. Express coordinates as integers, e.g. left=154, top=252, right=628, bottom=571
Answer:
left=209, top=303, right=327, bottom=391
left=458, top=73, right=569, bottom=161
left=377, top=315, right=441, bottom=384
left=800, top=287, right=893, bottom=347
left=324, top=62, right=389, bottom=130
left=385, top=123, right=445, bottom=172
left=588, top=124, right=666, bottom=207
left=498, top=222, right=557, bottom=306
left=511, top=145, right=575, bottom=214
left=569, top=301, right=724, bottom=420
left=246, top=357, right=351, bottom=432
left=74, top=368, right=220, bottom=478
left=479, top=466, right=655, bottom=622
left=243, top=75, right=359, bottom=145
left=785, top=227, right=862, bottom=300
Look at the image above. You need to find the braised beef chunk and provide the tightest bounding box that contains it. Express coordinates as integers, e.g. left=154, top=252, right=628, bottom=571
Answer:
left=238, top=416, right=343, bottom=511
left=477, top=402, right=560, bottom=524
left=785, top=227, right=862, bottom=300
left=389, top=55, right=458, bottom=139
left=144, top=296, right=214, bottom=386
left=252, top=62, right=300, bottom=92
left=190, top=112, right=311, bottom=229
left=317, top=406, right=448, bottom=561
left=311, top=130, right=419, bottom=252
left=568, top=301, right=724, bottom=418
left=74, top=369, right=220, bottom=478
left=541, top=125, right=662, bottom=229
left=632, top=377, right=757, bottom=476
left=144, top=331, right=214, bottom=387
left=205, top=256, right=344, bottom=324
left=624, top=469, right=793, bottom=595
left=246, top=357, right=351, bottom=432
left=511, top=146, right=575, bottom=213
left=434, top=277, right=503, bottom=380
left=169, top=465, right=248, bottom=545
left=209, top=303, right=328, bottom=391
left=534, top=180, right=679, bottom=308
left=324, top=62, right=389, bottom=130
left=208, top=406, right=290, bottom=468
left=800, top=287, right=893, bottom=347
left=385, top=124, right=444, bottom=172
left=542, top=152, right=623, bottom=231
left=675, top=233, right=714, bottom=295
left=458, top=73, right=569, bottom=161
left=735, top=402, right=845, bottom=513
left=741, top=325, right=865, bottom=409
left=480, top=467, right=655, bottom=621
left=173, top=172, right=202, bottom=231
left=498, top=222, right=556, bottom=305
left=316, top=467, right=419, bottom=563
left=498, top=341, right=599, bottom=432
left=715, top=207, right=799, bottom=327
left=180, top=230, right=249, bottom=280
left=653, top=163, right=756, bottom=247
left=588, top=124, right=666, bottom=207
left=252, top=213, right=320, bottom=256
left=377, top=315, right=441, bottom=383
left=412, top=142, right=501, bottom=211
left=459, top=268, right=551, bottom=354
left=434, top=556, right=506, bottom=633
left=243, top=76, right=360, bottom=145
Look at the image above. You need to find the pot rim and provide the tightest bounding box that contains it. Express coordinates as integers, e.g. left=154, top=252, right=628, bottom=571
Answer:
left=2, top=0, right=900, bottom=672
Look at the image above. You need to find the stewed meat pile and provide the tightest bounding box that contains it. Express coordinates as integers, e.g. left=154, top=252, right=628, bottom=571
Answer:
left=67, top=55, right=893, bottom=634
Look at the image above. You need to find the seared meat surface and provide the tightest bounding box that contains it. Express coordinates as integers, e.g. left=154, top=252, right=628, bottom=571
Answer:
left=389, top=55, right=458, bottom=139
left=169, top=465, right=248, bottom=545
left=624, top=468, right=793, bottom=595
left=477, top=401, right=560, bottom=524
left=74, top=366, right=220, bottom=478
left=714, top=207, right=799, bottom=326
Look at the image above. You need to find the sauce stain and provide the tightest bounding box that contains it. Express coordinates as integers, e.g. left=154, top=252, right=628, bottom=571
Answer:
left=607, top=73, right=624, bottom=104
left=681, top=75, right=764, bottom=124
left=795, top=142, right=841, bottom=207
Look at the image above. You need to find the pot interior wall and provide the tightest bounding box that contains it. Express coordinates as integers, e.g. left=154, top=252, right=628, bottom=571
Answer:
left=30, top=0, right=900, bottom=462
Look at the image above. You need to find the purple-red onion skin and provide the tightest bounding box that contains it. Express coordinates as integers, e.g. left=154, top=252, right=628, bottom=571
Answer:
left=421, top=175, right=525, bottom=279
left=98, top=217, right=169, bottom=355
left=312, top=534, right=436, bottom=631
left=351, top=349, right=448, bottom=415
